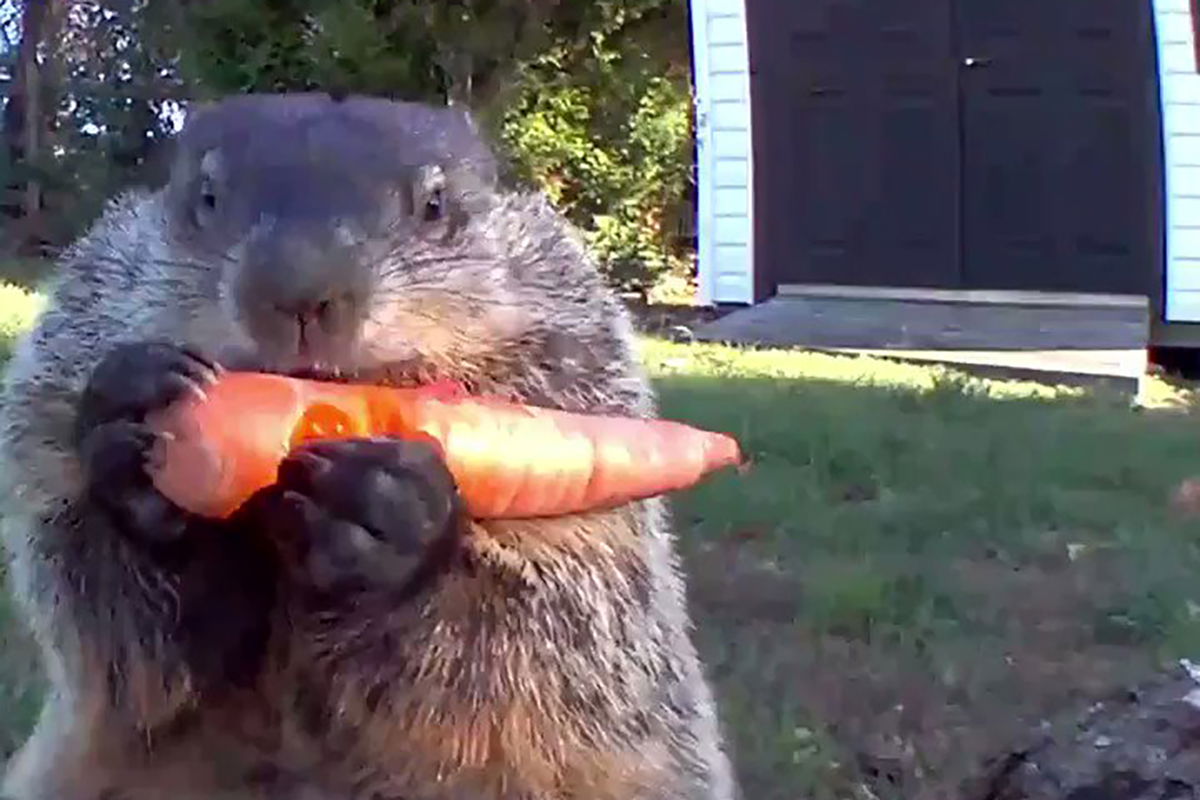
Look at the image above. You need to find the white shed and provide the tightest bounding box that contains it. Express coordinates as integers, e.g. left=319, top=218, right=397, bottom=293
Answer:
left=1156, top=0, right=1200, bottom=325
left=689, top=0, right=1200, bottom=350
left=688, top=0, right=756, bottom=306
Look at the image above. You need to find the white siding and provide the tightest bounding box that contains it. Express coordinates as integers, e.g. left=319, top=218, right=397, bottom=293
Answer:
left=691, top=0, right=755, bottom=305
left=1155, top=0, right=1200, bottom=321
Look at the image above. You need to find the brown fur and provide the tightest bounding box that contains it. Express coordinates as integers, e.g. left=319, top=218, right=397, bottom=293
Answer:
left=0, top=93, right=738, bottom=799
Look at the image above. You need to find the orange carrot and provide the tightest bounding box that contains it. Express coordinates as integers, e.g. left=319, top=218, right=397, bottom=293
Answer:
left=145, top=371, right=743, bottom=520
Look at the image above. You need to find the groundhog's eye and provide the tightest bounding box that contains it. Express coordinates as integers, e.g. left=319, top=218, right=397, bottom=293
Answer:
left=195, top=175, right=218, bottom=226
left=423, top=187, right=443, bottom=223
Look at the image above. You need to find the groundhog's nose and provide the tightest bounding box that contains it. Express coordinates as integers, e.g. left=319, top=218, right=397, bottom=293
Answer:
left=268, top=292, right=362, bottom=357
left=236, top=221, right=372, bottom=361
left=272, top=296, right=334, bottom=328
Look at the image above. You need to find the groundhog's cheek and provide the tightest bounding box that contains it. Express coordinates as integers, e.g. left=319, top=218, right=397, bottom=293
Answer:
left=479, top=303, right=530, bottom=340
left=367, top=303, right=529, bottom=357
left=179, top=292, right=259, bottom=364
left=358, top=314, right=423, bottom=362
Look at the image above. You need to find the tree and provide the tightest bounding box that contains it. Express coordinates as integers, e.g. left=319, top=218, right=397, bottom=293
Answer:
left=2, top=0, right=189, bottom=259
left=496, top=1, right=695, bottom=293
left=159, top=0, right=683, bottom=118
left=2, top=0, right=57, bottom=251
left=0, top=0, right=697, bottom=296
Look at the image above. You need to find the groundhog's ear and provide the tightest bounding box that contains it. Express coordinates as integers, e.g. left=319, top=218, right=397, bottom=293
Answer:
left=163, top=102, right=222, bottom=227
left=176, top=101, right=211, bottom=133
left=170, top=99, right=238, bottom=180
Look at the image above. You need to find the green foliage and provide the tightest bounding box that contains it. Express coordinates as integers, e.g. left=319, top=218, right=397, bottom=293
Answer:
left=4, top=0, right=698, bottom=295
left=163, top=1, right=684, bottom=108
left=3, top=0, right=187, bottom=251
left=161, top=0, right=440, bottom=101
left=496, top=8, right=695, bottom=293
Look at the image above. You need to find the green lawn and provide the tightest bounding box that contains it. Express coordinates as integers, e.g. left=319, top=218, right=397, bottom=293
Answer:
left=3, top=282, right=1200, bottom=798
left=639, top=339, right=1200, bottom=799
left=0, top=285, right=48, bottom=763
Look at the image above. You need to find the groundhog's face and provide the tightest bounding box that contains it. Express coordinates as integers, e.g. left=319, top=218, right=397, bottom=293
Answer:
left=164, top=94, right=534, bottom=388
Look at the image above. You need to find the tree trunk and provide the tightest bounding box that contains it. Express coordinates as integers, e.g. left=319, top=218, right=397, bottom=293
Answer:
left=21, top=25, right=40, bottom=222
left=3, top=0, right=52, bottom=246
left=442, top=48, right=474, bottom=108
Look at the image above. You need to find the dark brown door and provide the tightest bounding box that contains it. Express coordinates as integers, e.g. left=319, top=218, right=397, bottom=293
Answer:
left=956, top=0, right=1158, bottom=294
left=749, top=0, right=960, bottom=287
left=748, top=0, right=1160, bottom=295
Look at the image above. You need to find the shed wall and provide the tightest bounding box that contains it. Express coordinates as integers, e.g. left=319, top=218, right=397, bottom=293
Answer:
left=690, top=0, right=756, bottom=305
left=1157, top=0, right=1200, bottom=322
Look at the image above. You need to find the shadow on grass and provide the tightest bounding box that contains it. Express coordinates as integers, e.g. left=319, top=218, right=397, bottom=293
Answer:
left=0, top=260, right=54, bottom=294
left=0, top=583, right=45, bottom=764
left=0, top=360, right=1198, bottom=798
left=654, top=370, right=1200, bottom=800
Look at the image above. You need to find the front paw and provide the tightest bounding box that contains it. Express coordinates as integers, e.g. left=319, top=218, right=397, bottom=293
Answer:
left=79, top=420, right=196, bottom=546
left=75, top=341, right=221, bottom=442
left=75, top=342, right=222, bottom=546
left=262, top=438, right=466, bottom=596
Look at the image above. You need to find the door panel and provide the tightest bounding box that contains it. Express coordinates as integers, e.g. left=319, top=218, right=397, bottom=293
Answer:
left=745, top=0, right=1159, bottom=295
left=748, top=0, right=960, bottom=287
left=957, top=0, right=1156, bottom=293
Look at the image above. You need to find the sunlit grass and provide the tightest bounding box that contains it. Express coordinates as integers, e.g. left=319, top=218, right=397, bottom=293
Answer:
left=0, top=282, right=44, bottom=361
left=638, top=336, right=1195, bottom=407
left=0, top=280, right=47, bottom=760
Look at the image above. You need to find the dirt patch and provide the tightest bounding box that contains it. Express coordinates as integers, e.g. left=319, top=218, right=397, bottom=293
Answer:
left=962, top=665, right=1200, bottom=800
left=683, top=540, right=1164, bottom=799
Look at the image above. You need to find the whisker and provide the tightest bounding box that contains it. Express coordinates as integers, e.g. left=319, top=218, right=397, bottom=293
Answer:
left=368, top=290, right=524, bottom=310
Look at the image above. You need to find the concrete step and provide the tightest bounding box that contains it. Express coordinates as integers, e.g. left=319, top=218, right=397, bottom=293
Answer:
left=692, top=296, right=1149, bottom=390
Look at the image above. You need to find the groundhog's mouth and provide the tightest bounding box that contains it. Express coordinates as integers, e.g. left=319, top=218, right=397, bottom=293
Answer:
left=284, top=366, right=367, bottom=384
left=280, top=363, right=453, bottom=391
left=216, top=347, right=464, bottom=392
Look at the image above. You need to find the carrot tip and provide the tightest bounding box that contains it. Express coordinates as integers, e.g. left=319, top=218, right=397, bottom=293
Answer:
left=709, top=434, right=744, bottom=468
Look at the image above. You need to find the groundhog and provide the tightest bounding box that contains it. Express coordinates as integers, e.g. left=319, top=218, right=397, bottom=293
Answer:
left=0, top=92, right=740, bottom=800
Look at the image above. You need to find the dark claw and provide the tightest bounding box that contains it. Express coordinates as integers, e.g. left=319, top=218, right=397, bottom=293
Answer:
left=75, top=342, right=224, bottom=547
left=75, top=341, right=222, bottom=446
left=261, top=437, right=464, bottom=595
left=79, top=420, right=191, bottom=546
